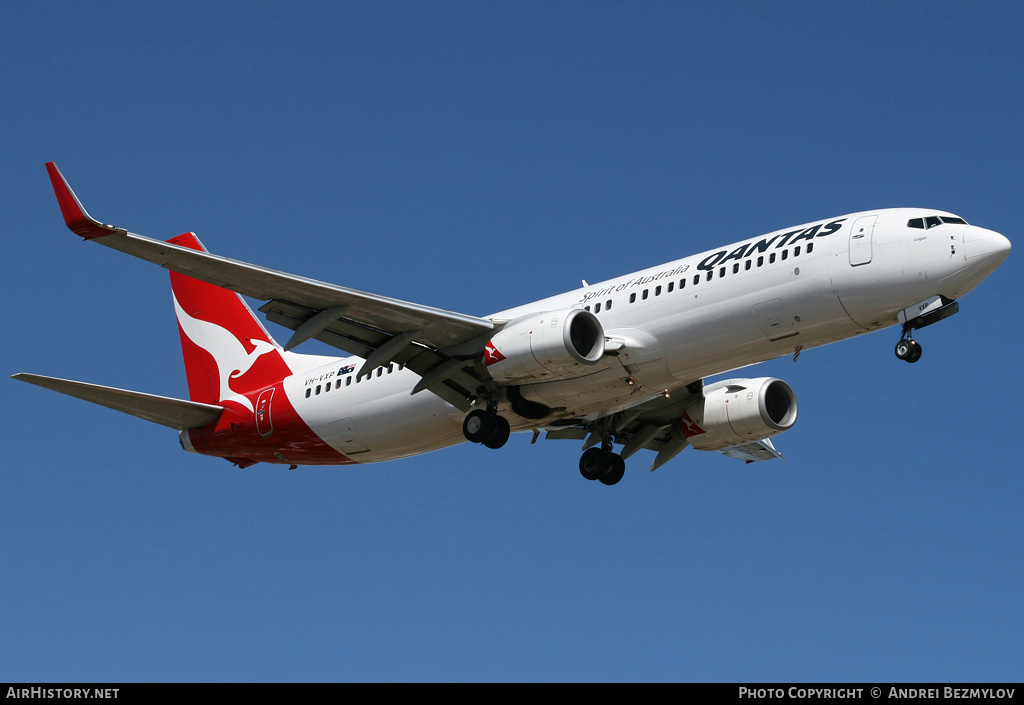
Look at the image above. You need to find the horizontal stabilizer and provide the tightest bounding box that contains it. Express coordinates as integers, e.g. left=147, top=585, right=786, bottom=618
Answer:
left=12, top=373, right=223, bottom=430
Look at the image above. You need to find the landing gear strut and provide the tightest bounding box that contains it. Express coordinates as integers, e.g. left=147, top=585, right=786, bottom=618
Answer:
left=463, top=409, right=511, bottom=449
left=579, top=444, right=626, bottom=485
left=894, top=297, right=960, bottom=364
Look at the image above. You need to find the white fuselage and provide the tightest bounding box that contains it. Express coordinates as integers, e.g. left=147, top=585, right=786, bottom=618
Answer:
left=283, top=208, right=1008, bottom=462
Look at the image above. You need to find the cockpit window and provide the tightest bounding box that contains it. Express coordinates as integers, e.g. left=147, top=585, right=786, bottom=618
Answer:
left=907, top=215, right=969, bottom=229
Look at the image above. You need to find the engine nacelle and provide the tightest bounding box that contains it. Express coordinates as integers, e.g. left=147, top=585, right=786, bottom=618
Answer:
left=682, top=377, right=797, bottom=451
left=484, top=309, right=605, bottom=383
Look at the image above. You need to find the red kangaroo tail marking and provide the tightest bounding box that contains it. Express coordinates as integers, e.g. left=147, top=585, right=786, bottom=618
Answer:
left=166, top=233, right=291, bottom=409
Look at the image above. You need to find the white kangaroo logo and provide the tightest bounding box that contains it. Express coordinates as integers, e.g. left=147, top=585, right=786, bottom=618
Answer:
left=173, top=294, right=276, bottom=413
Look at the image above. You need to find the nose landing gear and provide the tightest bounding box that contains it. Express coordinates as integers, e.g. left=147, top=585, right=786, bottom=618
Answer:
left=894, top=296, right=960, bottom=364
left=895, top=336, right=923, bottom=363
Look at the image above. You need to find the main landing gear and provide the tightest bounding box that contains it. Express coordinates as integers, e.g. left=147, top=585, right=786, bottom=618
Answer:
left=463, top=408, right=627, bottom=486
left=462, top=409, right=511, bottom=449
left=579, top=444, right=626, bottom=486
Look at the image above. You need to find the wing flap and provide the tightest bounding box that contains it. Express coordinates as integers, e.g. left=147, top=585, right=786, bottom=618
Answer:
left=12, top=373, right=224, bottom=430
left=263, top=298, right=480, bottom=410
left=717, top=438, right=785, bottom=462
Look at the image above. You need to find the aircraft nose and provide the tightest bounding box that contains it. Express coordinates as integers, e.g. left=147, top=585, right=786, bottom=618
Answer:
left=963, top=226, right=1011, bottom=277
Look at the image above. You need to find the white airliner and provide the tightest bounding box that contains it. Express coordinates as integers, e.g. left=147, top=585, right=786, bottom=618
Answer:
left=14, top=163, right=1011, bottom=485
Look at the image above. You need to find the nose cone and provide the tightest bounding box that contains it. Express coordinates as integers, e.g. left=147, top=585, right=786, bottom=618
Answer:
left=963, top=226, right=1011, bottom=279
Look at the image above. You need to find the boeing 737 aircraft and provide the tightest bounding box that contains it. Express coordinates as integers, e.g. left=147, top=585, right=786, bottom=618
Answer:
left=14, top=163, right=1011, bottom=485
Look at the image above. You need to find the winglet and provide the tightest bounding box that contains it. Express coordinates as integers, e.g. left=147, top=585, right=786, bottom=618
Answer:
left=45, top=162, right=125, bottom=239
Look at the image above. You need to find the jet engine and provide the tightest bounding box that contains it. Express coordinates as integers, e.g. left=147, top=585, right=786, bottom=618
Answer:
left=682, top=377, right=797, bottom=450
left=484, top=309, right=605, bottom=383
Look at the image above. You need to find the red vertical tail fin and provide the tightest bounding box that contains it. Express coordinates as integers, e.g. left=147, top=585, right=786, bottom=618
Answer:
left=167, top=233, right=293, bottom=411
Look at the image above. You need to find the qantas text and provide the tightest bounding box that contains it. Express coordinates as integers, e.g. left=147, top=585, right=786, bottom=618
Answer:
left=696, top=218, right=846, bottom=271
left=578, top=218, right=845, bottom=304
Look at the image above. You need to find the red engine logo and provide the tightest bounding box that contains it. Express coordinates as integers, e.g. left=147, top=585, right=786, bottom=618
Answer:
left=681, top=411, right=705, bottom=438
left=483, top=341, right=506, bottom=366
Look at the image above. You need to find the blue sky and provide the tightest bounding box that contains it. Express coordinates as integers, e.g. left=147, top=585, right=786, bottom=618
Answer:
left=2, top=2, right=1021, bottom=682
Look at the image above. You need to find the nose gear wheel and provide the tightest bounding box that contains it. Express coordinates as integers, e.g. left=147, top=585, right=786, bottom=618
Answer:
left=894, top=338, right=922, bottom=363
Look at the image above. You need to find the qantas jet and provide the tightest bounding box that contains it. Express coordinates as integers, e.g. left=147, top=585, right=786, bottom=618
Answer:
left=14, top=163, right=1011, bottom=485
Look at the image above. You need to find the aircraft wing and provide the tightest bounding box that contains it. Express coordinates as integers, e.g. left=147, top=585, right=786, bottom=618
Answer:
left=46, top=163, right=495, bottom=409
left=12, top=373, right=224, bottom=430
